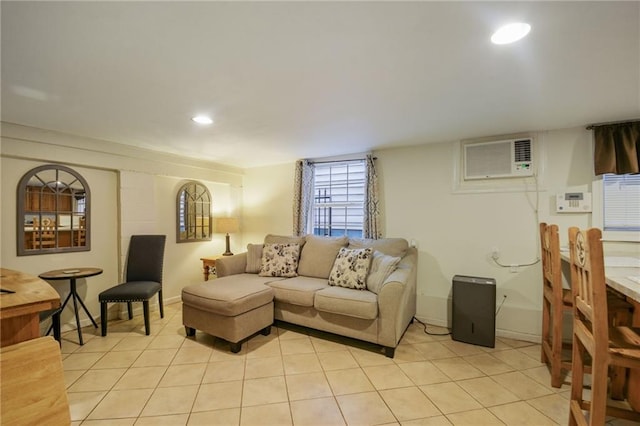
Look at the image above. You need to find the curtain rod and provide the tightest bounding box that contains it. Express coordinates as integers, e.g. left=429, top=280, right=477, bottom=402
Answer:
left=308, top=157, right=377, bottom=165
left=586, top=118, right=640, bottom=130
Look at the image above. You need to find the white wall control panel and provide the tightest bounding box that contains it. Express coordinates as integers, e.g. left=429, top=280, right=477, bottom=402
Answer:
left=556, top=192, right=592, bottom=213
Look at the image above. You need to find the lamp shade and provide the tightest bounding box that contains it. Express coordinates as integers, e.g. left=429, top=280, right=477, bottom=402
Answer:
left=215, top=217, right=239, bottom=234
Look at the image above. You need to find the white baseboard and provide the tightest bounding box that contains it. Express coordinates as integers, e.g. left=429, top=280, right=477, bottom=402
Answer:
left=45, top=297, right=183, bottom=333
left=116, top=296, right=182, bottom=320
left=417, top=294, right=542, bottom=344
left=415, top=315, right=541, bottom=344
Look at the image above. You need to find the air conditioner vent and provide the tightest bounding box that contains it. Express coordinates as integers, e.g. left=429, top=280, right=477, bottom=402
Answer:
left=514, top=139, right=532, bottom=162
left=463, top=137, right=534, bottom=180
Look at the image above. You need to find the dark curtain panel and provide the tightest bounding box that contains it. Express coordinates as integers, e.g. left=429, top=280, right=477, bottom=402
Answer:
left=593, top=121, right=640, bottom=175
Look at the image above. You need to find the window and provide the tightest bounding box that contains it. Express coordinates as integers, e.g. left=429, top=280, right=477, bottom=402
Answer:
left=311, top=160, right=365, bottom=238
left=176, top=181, right=212, bottom=242
left=602, top=174, right=640, bottom=232
left=17, top=164, right=90, bottom=255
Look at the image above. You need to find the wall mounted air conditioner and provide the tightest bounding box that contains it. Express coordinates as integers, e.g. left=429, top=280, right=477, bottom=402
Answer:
left=463, top=137, right=534, bottom=180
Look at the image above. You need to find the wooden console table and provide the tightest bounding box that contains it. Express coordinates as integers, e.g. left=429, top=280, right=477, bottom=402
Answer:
left=0, top=268, right=61, bottom=347
left=200, top=256, right=222, bottom=281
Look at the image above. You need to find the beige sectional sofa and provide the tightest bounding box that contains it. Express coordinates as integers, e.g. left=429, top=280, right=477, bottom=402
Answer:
left=183, top=234, right=417, bottom=357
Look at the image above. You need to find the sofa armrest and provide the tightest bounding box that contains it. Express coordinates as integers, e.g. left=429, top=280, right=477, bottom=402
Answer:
left=376, top=248, right=417, bottom=348
left=216, top=253, right=248, bottom=277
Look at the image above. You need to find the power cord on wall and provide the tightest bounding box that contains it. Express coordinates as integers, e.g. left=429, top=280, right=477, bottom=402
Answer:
left=413, top=316, right=451, bottom=336
left=491, top=254, right=540, bottom=268
left=490, top=171, right=542, bottom=270
left=495, top=294, right=507, bottom=316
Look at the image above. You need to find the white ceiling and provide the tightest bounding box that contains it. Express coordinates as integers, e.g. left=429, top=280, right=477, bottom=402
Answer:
left=2, top=1, right=639, bottom=169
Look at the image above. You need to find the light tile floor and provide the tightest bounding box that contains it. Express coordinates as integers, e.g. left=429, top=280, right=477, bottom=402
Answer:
left=59, top=303, right=632, bottom=425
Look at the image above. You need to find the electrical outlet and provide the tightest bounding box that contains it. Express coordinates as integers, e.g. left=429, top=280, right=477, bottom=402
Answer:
left=491, top=247, right=499, bottom=260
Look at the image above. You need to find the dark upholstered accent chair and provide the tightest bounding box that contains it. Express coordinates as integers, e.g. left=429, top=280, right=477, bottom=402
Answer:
left=99, top=235, right=166, bottom=336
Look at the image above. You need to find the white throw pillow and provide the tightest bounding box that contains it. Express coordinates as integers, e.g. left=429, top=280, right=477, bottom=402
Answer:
left=245, top=243, right=264, bottom=273
left=366, top=250, right=401, bottom=294
left=258, top=243, right=300, bottom=277
left=328, top=247, right=373, bottom=290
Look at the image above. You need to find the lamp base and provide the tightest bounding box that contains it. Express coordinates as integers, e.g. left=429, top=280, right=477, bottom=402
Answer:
left=222, top=234, right=233, bottom=256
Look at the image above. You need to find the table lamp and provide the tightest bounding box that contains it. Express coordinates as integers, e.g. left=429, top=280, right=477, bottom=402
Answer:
left=216, top=217, right=239, bottom=256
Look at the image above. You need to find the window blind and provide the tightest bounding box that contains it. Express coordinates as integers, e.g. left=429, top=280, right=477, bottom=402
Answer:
left=603, top=174, right=640, bottom=231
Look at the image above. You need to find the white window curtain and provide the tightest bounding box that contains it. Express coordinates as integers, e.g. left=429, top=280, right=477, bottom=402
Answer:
left=363, top=154, right=381, bottom=239
left=292, top=159, right=314, bottom=236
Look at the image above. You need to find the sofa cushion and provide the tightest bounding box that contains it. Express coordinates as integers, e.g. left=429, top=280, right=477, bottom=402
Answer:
left=264, top=234, right=307, bottom=247
left=348, top=238, right=408, bottom=258
left=259, top=243, right=301, bottom=278
left=245, top=243, right=263, bottom=273
left=328, top=247, right=373, bottom=290
left=314, top=286, right=378, bottom=320
left=297, top=235, right=348, bottom=279
left=182, top=274, right=276, bottom=316
left=366, top=250, right=402, bottom=294
left=267, top=276, right=329, bottom=307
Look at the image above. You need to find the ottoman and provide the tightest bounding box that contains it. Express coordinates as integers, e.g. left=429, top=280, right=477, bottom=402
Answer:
left=182, top=275, right=275, bottom=352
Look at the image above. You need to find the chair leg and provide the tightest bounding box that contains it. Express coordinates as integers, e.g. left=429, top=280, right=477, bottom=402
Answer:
left=158, top=290, right=164, bottom=319
left=52, top=310, right=61, bottom=346
left=610, top=307, right=631, bottom=400
left=589, top=355, right=609, bottom=426
left=550, top=304, right=564, bottom=388
left=569, top=336, right=586, bottom=426
left=541, top=297, right=550, bottom=364
left=127, top=302, right=133, bottom=320
left=610, top=367, right=627, bottom=401
left=101, top=303, right=108, bottom=337
left=143, top=301, right=150, bottom=336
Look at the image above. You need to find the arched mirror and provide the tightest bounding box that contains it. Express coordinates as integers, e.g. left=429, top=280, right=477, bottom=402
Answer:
left=177, top=181, right=212, bottom=242
left=17, top=164, right=90, bottom=256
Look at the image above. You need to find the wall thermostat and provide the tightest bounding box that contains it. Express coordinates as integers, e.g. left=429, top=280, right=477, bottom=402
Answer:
left=556, top=192, right=592, bottom=213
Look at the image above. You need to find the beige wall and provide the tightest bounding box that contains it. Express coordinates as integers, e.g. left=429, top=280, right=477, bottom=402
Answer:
left=1, top=122, right=243, bottom=330
left=241, top=162, right=296, bottom=246
left=379, top=128, right=595, bottom=340
left=240, top=127, right=602, bottom=341
left=1, top=157, right=119, bottom=329
left=2, top=122, right=634, bottom=340
left=154, top=174, right=241, bottom=302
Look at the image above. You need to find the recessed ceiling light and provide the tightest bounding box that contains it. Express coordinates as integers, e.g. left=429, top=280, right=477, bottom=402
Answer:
left=192, top=115, right=213, bottom=125
left=491, top=23, right=531, bottom=45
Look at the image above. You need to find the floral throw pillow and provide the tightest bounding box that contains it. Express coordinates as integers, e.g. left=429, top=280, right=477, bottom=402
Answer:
left=328, top=247, right=373, bottom=290
left=258, top=243, right=300, bottom=277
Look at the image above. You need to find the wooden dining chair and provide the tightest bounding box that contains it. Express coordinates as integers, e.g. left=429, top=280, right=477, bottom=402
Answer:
left=31, top=217, right=56, bottom=249
left=568, top=227, right=640, bottom=426
left=75, top=216, right=86, bottom=247
left=540, top=223, right=633, bottom=390
left=540, top=223, right=573, bottom=388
